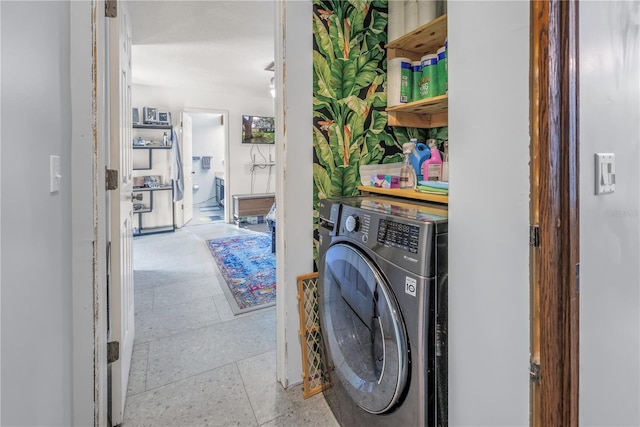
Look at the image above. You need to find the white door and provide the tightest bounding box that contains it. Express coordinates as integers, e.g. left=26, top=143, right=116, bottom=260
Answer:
left=108, top=3, right=135, bottom=425
left=181, top=112, right=194, bottom=223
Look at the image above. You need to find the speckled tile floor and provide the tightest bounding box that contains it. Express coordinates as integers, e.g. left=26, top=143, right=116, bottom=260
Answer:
left=124, top=221, right=339, bottom=427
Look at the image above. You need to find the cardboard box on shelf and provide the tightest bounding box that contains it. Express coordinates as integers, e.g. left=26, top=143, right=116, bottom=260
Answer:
left=371, top=174, right=400, bottom=189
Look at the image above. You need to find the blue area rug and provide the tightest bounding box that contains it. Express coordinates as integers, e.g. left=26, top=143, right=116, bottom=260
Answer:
left=207, top=233, right=275, bottom=314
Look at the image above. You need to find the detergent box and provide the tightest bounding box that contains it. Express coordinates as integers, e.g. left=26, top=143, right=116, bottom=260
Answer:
left=371, top=174, right=400, bottom=189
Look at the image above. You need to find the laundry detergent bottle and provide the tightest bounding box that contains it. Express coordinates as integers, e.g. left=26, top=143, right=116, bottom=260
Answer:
left=409, top=138, right=430, bottom=181
left=421, top=139, right=443, bottom=181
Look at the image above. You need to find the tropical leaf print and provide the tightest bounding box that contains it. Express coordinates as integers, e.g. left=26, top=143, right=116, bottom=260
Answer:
left=312, top=0, right=447, bottom=265
left=313, top=0, right=393, bottom=197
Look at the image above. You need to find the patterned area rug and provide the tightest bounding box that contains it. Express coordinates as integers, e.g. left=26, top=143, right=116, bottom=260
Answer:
left=207, top=233, right=275, bottom=314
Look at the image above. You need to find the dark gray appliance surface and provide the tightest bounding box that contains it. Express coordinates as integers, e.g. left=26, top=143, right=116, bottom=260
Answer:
left=318, top=196, right=448, bottom=427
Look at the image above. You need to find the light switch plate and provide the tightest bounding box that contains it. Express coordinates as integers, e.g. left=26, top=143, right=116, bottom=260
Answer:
left=50, top=155, right=61, bottom=193
left=595, top=153, right=615, bottom=195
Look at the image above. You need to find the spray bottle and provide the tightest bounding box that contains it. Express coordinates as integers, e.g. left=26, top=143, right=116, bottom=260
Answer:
left=400, top=142, right=417, bottom=189
left=421, top=139, right=443, bottom=181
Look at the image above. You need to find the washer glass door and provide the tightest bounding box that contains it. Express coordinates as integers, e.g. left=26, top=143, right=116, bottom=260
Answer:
left=321, top=242, right=409, bottom=414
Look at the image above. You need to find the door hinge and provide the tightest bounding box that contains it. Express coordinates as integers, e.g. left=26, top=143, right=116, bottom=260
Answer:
left=529, top=225, right=540, bottom=247
left=530, top=361, right=541, bottom=384
left=105, top=0, right=117, bottom=18
left=106, top=168, right=119, bottom=191
left=107, top=341, right=119, bottom=364
left=576, top=263, right=580, bottom=293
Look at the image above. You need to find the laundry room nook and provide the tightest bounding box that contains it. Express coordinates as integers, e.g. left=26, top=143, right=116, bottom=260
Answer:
left=304, top=0, right=637, bottom=425
left=3, top=0, right=638, bottom=426
left=310, top=1, right=452, bottom=426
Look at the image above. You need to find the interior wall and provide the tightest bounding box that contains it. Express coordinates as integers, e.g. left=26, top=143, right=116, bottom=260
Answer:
left=447, top=2, right=530, bottom=425
left=579, top=2, right=640, bottom=425
left=132, top=84, right=275, bottom=222
left=191, top=113, right=224, bottom=207
left=0, top=2, right=74, bottom=425
left=0, top=2, right=4, bottom=422
left=275, top=0, right=314, bottom=387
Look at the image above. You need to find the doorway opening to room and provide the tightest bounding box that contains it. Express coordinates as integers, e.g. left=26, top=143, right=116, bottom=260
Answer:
left=117, top=1, right=282, bottom=425
left=180, top=109, right=229, bottom=226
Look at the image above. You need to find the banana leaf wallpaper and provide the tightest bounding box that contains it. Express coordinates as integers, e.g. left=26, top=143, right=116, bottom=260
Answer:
left=312, top=0, right=447, bottom=263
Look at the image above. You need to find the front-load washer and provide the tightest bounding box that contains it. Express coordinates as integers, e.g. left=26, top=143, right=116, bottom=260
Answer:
left=318, top=196, right=448, bottom=427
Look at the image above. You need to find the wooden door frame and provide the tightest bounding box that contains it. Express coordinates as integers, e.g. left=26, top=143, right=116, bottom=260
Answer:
left=530, top=0, right=580, bottom=426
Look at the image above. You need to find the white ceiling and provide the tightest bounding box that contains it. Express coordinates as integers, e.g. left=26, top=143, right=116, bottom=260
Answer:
left=128, top=0, right=276, bottom=98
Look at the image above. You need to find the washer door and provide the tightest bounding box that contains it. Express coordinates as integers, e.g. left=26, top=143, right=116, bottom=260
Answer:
left=321, top=242, right=409, bottom=414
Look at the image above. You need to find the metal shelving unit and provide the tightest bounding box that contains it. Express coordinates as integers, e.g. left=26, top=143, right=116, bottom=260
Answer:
left=132, top=124, right=175, bottom=236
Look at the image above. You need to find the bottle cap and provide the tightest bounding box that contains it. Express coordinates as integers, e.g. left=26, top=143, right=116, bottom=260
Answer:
left=402, top=142, right=415, bottom=153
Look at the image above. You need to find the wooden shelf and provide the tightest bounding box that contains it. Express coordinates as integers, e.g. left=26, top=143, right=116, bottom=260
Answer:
left=386, top=14, right=447, bottom=61
left=133, top=225, right=175, bottom=236
left=385, top=14, right=448, bottom=128
left=133, top=145, right=171, bottom=150
left=133, top=124, right=172, bottom=130
left=133, top=185, right=172, bottom=192
left=358, top=186, right=448, bottom=204
left=386, top=95, right=448, bottom=128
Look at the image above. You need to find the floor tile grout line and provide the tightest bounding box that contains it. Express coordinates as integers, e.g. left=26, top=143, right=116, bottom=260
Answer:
left=143, top=342, right=149, bottom=396
left=126, top=342, right=151, bottom=399
left=126, top=222, right=296, bottom=425
left=235, top=361, right=261, bottom=427
left=133, top=306, right=275, bottom=348
left=132, top=319, right=225, bottom=346
left=149, top=292, right=225, bottom=312
left=210, top=289, right=232, bottom=321
left=136, top=272, right=222, bottom=291
left=137, top=357, right=264, bottom=396
left=135, top=279, right=220, bottom=293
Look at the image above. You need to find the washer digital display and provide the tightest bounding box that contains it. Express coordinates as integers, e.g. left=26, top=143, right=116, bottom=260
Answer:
left=377, top=219, right=420, bottom=253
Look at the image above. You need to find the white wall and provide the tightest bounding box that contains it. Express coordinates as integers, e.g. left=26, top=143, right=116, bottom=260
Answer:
left=275, top=0, right=314, bottom=386
left=0, top=2, right=4, bottom=422
left=1, top=2, right=74, bottom=425
left=190, top=113, right=224, bottom=206
left=448, top=2, right=530, bottom=425
left=132, top=85, right=275, bottom=222
left=579, top=2, right=640, bottom=426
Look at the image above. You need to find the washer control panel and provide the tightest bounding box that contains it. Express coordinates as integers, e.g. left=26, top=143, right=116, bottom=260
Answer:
left=345, top=215, right=359, bottom=232
left=377, top=219, right=420, bottom=254
left=340, top=208, right=371, bottom=238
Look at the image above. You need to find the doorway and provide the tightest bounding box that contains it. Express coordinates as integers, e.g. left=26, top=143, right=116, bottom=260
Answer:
left=122, top=0, right=282, bottom=423
left=182, top=109, right=229, bottom=225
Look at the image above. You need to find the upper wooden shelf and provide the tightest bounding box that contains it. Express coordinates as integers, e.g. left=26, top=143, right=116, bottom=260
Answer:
left=386, top=14, right=447, bottom=61
left=385, top=14, right=448, bottom=128
left=358, top=186, right=448, bottom=204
